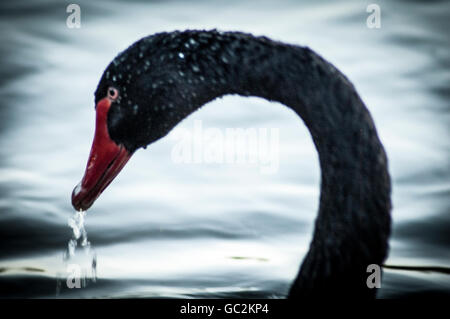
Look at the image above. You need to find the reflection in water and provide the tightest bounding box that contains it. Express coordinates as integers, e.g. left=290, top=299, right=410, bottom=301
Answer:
left=0, top=0, right=449, bottom=298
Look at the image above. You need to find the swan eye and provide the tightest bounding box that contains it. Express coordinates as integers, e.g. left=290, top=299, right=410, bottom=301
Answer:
left=107, top=87, right=119, bottom=100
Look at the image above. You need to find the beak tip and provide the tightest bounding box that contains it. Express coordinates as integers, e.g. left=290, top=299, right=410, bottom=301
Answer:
left=71, top=182, right=91, bottom=211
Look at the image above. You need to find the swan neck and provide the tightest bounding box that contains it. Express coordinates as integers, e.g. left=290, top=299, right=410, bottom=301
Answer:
left=220, top=41, right=392, bottom=296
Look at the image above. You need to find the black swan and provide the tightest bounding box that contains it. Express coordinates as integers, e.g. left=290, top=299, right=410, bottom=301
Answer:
left=72, top=30, right=392, bottom=298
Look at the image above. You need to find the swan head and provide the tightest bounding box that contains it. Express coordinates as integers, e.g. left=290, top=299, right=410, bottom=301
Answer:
left=72, top=31, right=221, bottom=211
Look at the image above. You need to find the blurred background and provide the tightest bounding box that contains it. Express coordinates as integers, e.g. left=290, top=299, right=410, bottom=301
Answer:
left=0, top=0, right=449, bottom=298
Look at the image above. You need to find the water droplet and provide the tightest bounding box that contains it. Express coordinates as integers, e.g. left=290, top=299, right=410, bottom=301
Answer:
left=199, top=32, right=212, bottom=39
left=192, top=65, right=200, bottom=72
left=106, top=71, right=110, bottom=79
left=139, top=52, right=144, bottom=58
left=67, top=239, right=77, bottom=257
left=189, top=38, right=197, bottom=46
left=199, top=76, right=205, bottom=82
left=152, top=83, right=158, bottom=89
left=178, top=71, right=185, bottom=77
left=112, top=75, right=117, bottom=82
left=133, top=104, right=138, bottom=115
left=145, top=60, right=151, bottom=66
left=178, top=52, right=185, bottom=59
left=221, top=56, right=229, bottom=64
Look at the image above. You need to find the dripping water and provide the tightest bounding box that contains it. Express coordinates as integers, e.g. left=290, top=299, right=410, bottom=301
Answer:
left=56, top=210, right=97, bottom=296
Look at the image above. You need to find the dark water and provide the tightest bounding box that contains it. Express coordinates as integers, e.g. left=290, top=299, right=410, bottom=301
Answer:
left=0, top=0, right=449, bottom=298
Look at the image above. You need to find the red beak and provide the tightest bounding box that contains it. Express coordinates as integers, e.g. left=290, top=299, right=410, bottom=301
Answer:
left=72, top=97, right=132, bottom=211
